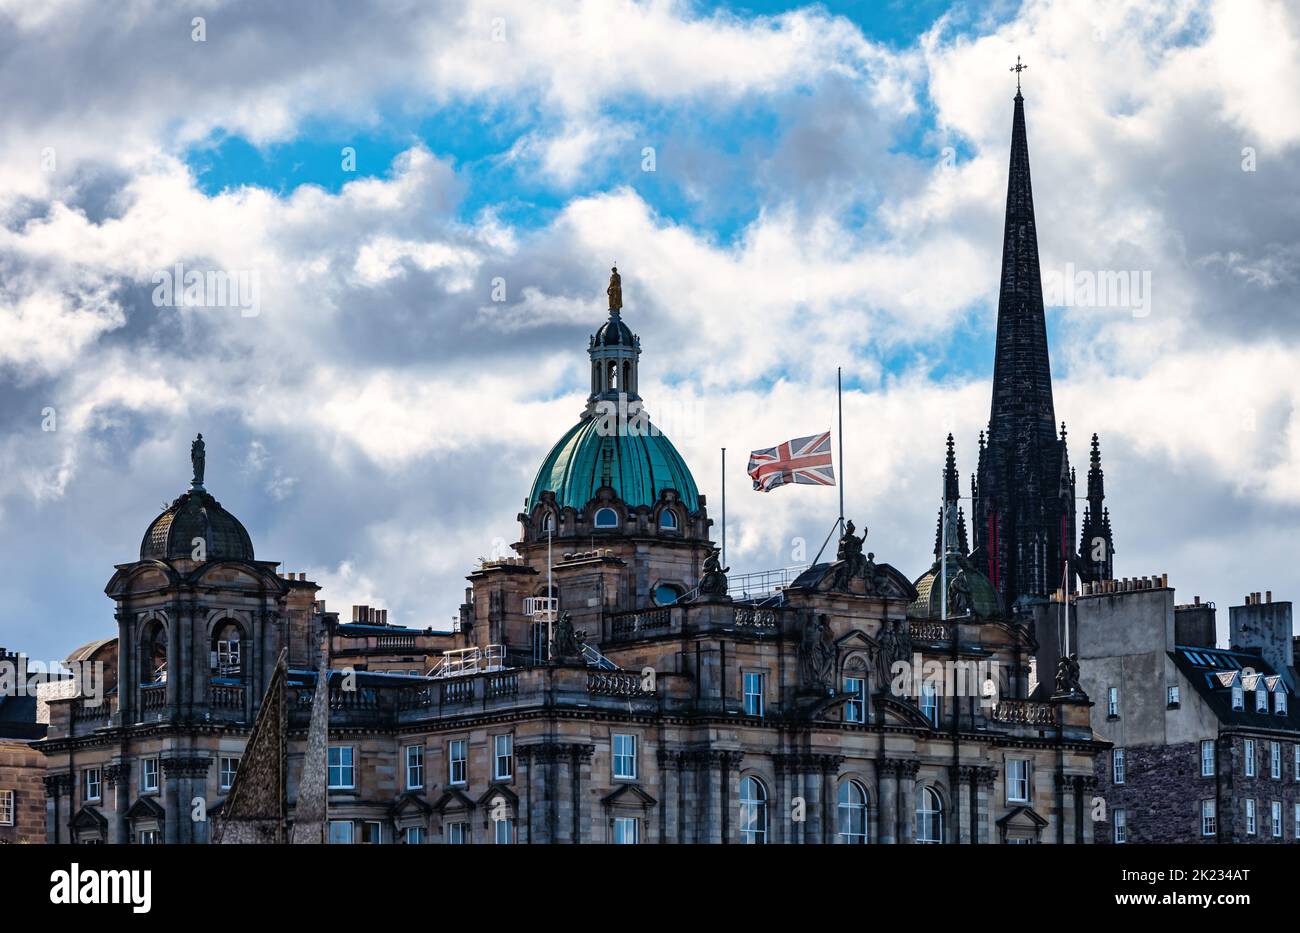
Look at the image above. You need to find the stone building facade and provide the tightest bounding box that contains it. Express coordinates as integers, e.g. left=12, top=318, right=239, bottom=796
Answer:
left=1080, top=581, right=1300, bottom=843
left=0, top=647, right=50, bottom=844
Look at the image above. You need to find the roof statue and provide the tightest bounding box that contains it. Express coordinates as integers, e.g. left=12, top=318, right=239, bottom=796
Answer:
left=606, top=265, right=622, bottom=311
left=190, top=432, right=205, bottom=489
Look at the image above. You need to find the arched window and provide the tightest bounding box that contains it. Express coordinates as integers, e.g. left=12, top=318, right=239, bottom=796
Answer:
left=837, top=780, right=868, bottom=844
left=141, top=621, right=167, bottom=684
left=594, top=508, right=619, bottom=529
left=739, top=776, right=768, bottom=844
left=541, top=511, right=555, bottom=534
left=916, top=786, right=943, bottom=844
left=658, top=510, right=678, bottom=530
left=212, top=621, right=242, bottom=677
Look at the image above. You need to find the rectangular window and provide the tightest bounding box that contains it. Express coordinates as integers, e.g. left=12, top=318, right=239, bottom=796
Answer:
left=614, top=816, right=640, bottom=844
left=1112, top=748, right=1125, bottom=785
left=1113, top=808, right=1127, bottom=844
left=362, top=821, right=383, bottom=844
left=1295, top=802, right=1300, bottom=839
left=1201, top=799, right=1216, bottom=836
left=1295, top=744, right=1299, bottom=781
left=1107, top=686, right=1119, bottom=718
left=1256, top=689, right=1268, bottom=713
left=327, top=746, right=355, bottom=789
left=1246, top=798, right=1257, bottom=835
left=494, top=734, right=513, bottom=781
left=446, top=821, right=469, bottom=844
left=1245, top=739, right=1256, bottom=778
left=0, top=790, right=13, bottom=825
left=84, top=768, right=102, bottom=802
left=494, top=818, right=514, bottom=844
left=1201, top=740, right=1215, bottom=777
left=405, top=745, right=424, bottom=790
left=1271, top=741, right=1282, bottom=780
left=219, top=756, right=240, bottom=791
left=844, top=676, right=866, bottom=723
left=612, top=733, right=637, bottom=780
left=328, top=820, right=354, bottom=844
left=141, top=757, right=159, bottom=793
left=1007, top=759, right=1030, bottom=803
left=448, top=739, right=467, bottom=785
left=404, top=826, right=426, bottom=845
left=137, top=830, right=160, bottom=845
left=1277, top=691, right=1288, bottom=715
left=743, top=672, right=765, bottom=717
left=1271, top=801, right=1282, bottom=838
left=1232, top=686, right=1244, bottom=710
left=1166, top=685, right=1180, bottom=707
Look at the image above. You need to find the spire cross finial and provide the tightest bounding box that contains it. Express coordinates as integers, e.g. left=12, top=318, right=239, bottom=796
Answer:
left=1010, top=55, right=1027, bottom=92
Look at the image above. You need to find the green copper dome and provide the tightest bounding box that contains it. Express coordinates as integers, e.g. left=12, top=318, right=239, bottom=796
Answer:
left=528, top=415, right=700, bottom=513
left=909, top=553, right=1002, bottom=621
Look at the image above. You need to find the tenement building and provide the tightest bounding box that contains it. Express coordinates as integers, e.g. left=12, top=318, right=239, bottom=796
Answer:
left=0, top=647, right=50, bottom=844
left=1081, top=582, right=1300, bottom=843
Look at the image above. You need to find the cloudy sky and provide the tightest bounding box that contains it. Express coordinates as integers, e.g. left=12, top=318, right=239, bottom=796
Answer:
left=1, top=0, right=1298, bottom=662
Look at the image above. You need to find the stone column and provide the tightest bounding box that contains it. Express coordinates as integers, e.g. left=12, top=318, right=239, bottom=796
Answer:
left=897, top=760, right=919, bottom=844
left=43, top=774, right=69, bottom=844
left=773, top=754, right=794, bottom=845
left=104, top=762, right=129, bottom=845
left=1079, top=776, right=1097, bottom=844
left=720, top=751, right=744, bottom=843
left=163, top=755, right=211, bottom=844
left=573, top=744, right=594, bottom=844
left=552, top=744, right=573, bottom=844
left=801, top=757, right=822, bottom=844
left=517, top=746, right=532, bottom=844
left=1057, top=773, right=1077, bottom=845
left=701, top=751, right=723, bottom=844
left=974, top=767, right=995, bottom=844
left=657, top=750, right=680, bottom=844
left=877, top=760, right=898, bottom=844
left=955, top=766, right=974, bottom=844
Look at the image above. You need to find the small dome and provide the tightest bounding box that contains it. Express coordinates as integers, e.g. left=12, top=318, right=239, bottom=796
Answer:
left=528, top=415, right=700, bottom=513
left=909, top=553, right=1002, bottom=620
left=140, top=489, right=254, bottom=562
left=593, top=316, right=636, bottom=348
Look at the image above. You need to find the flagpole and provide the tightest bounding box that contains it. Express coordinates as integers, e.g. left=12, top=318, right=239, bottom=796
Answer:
left=837, top=367, right=844, bottom=535
left=721, top=447, right=727, bottom=568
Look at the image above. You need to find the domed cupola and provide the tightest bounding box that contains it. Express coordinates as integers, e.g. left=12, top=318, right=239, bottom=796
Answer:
left=139, top=434, right=255, bottom=562
left=527, top=267, right=700, bottom=516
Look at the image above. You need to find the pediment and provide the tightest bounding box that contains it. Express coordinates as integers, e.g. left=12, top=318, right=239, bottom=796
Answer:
left=997, top=805, right=1049, bottom=830
left=71, top=805, right=108, bottom=831
left=125, top=796, right=166, bottom=821
left=430, top=787, right=476, bottom=814
left=475, top=783, right=518, bottom=809
left=391, top=792, right=433, bottom=818
left=601, top=783, right=658, bottom=808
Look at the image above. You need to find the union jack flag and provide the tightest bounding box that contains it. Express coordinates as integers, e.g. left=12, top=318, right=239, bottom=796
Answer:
left=747, top=431, right=835, bottom=492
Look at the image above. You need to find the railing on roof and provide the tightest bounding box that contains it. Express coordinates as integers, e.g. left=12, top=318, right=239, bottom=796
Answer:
left=727, top=566, right=808, bottom=603
left=428, top=644, right=507, bottom=679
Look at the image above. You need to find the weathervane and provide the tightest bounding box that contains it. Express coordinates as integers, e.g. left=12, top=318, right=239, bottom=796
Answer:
left=1010, top=54, right=1028, bottom=92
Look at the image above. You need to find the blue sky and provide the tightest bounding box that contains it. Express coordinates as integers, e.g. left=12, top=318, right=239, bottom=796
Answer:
left=1, top=0, right=1299, bottom=662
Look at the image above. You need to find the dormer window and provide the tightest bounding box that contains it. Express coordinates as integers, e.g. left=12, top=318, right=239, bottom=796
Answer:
left=594, top=508, right=618, bottom=529
left=659, top=510, right=678, bottom=530
left=1256, top=688, right=1268, bottom=713
left=1232, top=686, right=1244, bottom=711
left=1277, top=691, right=1288, bottom=716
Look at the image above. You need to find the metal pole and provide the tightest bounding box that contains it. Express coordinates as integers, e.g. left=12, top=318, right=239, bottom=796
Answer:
left=721, top=447, right=727, bottom=568
left=837, top=367, right=845, bottom=535
left=547, top=526, right=553, bottom=661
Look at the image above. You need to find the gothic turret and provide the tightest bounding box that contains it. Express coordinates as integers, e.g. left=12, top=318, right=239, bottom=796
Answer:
left=1078, top=433, right=1115, bottom=584
left=933, top=434, right=968, bottom=560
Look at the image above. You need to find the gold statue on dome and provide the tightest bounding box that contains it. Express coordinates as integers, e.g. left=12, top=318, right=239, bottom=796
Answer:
left=607, top=265, right=622, bottom=311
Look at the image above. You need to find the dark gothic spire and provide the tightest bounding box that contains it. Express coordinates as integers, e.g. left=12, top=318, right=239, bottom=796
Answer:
left=934, top=434, right=969, bottom=560
left=973, top=87, right=1074, bottom=611
left=989, top=89, right=1057, bottom=454
left=943, top=433, right=959, bottom=504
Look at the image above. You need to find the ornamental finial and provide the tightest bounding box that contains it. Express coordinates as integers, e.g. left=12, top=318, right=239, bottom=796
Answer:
left=1010, top=54, right=1028, bottom=94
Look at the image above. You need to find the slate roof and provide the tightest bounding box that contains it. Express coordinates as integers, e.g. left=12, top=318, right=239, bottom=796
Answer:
left=1169, top=645, right=1299, bottom=731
